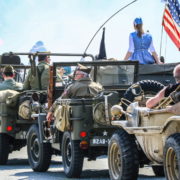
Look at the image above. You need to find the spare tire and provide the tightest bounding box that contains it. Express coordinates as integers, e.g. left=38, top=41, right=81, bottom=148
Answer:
left=123, top=80, right=164, bottom=108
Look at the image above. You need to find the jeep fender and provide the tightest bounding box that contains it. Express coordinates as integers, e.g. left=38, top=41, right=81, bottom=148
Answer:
left=161, top=115, right=180, bottom=134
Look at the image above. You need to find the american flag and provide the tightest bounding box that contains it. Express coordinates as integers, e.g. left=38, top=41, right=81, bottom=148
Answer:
left=162, top=0, right=180, bottom=50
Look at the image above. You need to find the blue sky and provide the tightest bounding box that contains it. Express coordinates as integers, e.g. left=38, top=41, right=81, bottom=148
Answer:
left=0, top=0, right=179, bottom=64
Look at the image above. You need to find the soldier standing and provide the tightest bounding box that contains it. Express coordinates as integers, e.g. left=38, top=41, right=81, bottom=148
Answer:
left=46, top=64, right=103, bottom=121
left=0, top=65, right=23, bottom=91
left=23, top=54, right=51, bottom=90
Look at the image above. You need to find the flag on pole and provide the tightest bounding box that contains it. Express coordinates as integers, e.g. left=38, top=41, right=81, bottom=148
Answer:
left=162, top=0, right=180, bottom=50
left=97, top=27, right=107, bottom=60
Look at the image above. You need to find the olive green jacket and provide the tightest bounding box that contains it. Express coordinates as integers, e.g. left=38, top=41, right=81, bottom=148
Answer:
left=23, top=61, right=50, bottom=90
left=0, top=79, right=23, bottom=91
left=61, top=77, right=103, bottom=98
left=49, top=77, right=103, bottom=112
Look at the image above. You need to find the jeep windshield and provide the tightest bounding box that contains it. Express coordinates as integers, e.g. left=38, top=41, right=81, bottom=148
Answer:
left=52, top=60, right=138, bottom=100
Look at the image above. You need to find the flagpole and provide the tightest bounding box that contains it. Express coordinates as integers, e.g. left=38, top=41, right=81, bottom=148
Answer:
left=160, top=4, right=166, bottom=58
left=83, top=0, right=138, bottom=55
left=159, top=22, right=164, bottom=57
left=164, top=33, right=168, bottom=60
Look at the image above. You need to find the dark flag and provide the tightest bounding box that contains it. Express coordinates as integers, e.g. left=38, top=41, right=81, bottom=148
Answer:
left=97, top=27, right=107, bottom=60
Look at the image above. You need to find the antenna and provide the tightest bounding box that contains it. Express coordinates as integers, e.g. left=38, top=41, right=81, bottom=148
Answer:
left=83, top=0, right=138, bottom=55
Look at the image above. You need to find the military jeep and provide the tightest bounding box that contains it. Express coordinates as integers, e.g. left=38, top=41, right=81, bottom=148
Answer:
left=108, top=84, right=180, bottom=180
left=0, top=53, right=32, bottom=165
left=26, top=58, right=141, bottom=177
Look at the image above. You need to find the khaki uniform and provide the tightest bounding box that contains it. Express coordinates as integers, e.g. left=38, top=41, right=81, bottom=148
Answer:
left=23, top=61, right=50, bottom=90
left=61, top=77, right=103, bottom=98
left=0, top=79, right=23, bottom=91
left=49, top=77, right=103, bottom=112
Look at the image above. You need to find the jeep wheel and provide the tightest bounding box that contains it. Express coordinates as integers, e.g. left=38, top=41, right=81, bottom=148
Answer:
left=27, top=124, right=52, bottom=172
left=164, top=133, right=180, bottom=180
left=152, top=166, right=165, bottom=177
left=123, top=80, right=164, bottom=108
left=62, top=131, right=84, bottom=178
left=108, top=129, right=139, bottom=180
left=0, top=134, right=10, bottom=165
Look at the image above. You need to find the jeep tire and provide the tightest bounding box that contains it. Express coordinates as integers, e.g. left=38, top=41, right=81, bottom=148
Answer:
left=0, top=133, right=10, bottom=165
left=123, top=80, right=164, bottom=108
left=164, top=133, right=180, bottom=180
left=27, top=124, right=52, bottom=172
left=62, top=131, right=84, bottom=178
left=108, top=129, right=139, bottom=180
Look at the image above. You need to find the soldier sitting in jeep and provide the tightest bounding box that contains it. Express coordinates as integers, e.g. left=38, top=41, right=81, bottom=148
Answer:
left=46, top=64, right=103, bottom=122
left=0, top=65, right=23, bottom=91
left=146, top=64, right=180, bottom=109
left=23, top=54, right=51, bottom=90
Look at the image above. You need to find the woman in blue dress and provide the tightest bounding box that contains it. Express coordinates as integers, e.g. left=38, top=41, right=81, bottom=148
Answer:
left=124, top=17, right=162, bottom=64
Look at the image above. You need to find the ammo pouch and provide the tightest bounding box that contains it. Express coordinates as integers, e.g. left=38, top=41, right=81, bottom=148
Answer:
left=18, top=93, right=32, bottom=120
left=18, top=100, right=31, bottom=120
left=54, top=104, right=71, bottom=132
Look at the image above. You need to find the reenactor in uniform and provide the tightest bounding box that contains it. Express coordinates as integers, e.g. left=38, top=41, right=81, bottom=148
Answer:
left=146, top=64, right=180, bottom=108
left=0, top=65, right=23, bottom=91
left=23, top=54, right=51, bottom=90
left=46, top=64, right=103, bottom=121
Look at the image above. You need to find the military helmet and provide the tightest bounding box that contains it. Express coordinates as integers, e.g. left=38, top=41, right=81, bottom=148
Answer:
left=3, top=65, right=15, bottom=74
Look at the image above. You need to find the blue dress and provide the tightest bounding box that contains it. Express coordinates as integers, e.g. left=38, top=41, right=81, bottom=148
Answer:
left=129, top=32, right=155, bottom=64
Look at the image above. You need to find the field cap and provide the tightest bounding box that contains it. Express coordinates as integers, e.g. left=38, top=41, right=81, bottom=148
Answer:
left=134, top=17, right=143, bottom=26
left=77, top=64, right=91, bottom=74
left=3, top=65, right=15, bottom=73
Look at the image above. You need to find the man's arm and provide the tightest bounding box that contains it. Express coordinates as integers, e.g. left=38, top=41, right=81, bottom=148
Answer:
left=46, top=85, right=72, bottom=122
left=23, top=70, right=31, bottom=90
left=46, top=99, right=59, bottom=122
left=146, top=87, right=166, bottom=108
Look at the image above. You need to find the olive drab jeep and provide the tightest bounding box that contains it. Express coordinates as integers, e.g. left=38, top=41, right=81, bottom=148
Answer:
left=0, top=52, right=53, bottom=165
left=0, top=53, right=32, bottom=165
left=108, top=83, right=180, bottom=180
left=26, top=59, right=140, bottom=178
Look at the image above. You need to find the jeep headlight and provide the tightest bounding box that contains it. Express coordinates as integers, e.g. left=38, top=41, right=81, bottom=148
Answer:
left=111, top=105, right=123, bottom=119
